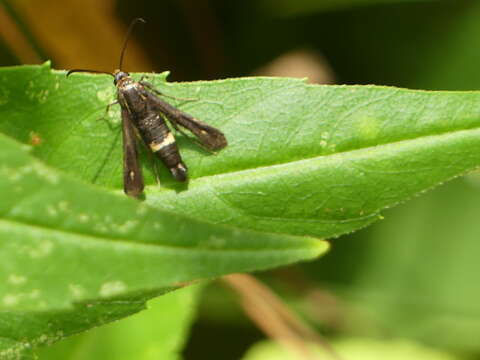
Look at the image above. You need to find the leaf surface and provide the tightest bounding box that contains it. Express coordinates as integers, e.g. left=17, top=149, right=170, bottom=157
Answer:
left=0, top=132, right=326, bottom=358
left=242, top=338, right=460, bottom=360
left=36, top=285, right=201, bottom=360
left=1, top=63, right=480, bottom=239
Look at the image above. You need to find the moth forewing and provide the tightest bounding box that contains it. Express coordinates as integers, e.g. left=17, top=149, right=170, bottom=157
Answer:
left=174, top=114, right=228, bottom=151
left=143, top=90, right=228, bottom=151
left=121, top=108, right=144, bottom=197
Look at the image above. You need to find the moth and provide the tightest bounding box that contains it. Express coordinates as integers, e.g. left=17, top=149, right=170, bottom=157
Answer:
left=67, top=18, right=227, bottom=197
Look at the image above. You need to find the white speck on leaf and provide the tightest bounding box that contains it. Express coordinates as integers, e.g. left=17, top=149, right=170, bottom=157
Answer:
left=28, top=289, right=40, bottom=299
left=117, top=220, right=139, bottom=234
left=29, top=240, right=54, bottom=258
left=100, top=281, right=127, bottom=297
left=69, top=283, right=85, bottom=298
left=37, top=334, right=49, bottom=345
left=26, top=80, right=50, bottom=103
left=78, top=213, right=90, bottom=223
left=94, top=223, right=108, bottom=233
left=58, top=201, right=69, bottom=212
left=136, top=204, right=148, bottom=216
left=31, top=163, right=59, bottom=184
left=47, top=205, right=58, bottom=217
left=3, top=294, right=18, bottom=306
left=0, top=88, right=10, bottom=105
left=206, top=236, right=226, bottom=248
left=97, top=87, right=115, bottom=103
left=8, top=274, right=27, bottom=285
left=38, top=89, right=49, bottom=103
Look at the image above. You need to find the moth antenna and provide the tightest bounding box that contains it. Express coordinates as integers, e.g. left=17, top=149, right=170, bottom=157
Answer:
left=119, top=17, right=146, bottom=70
left=66, top=69, right=114, bottom=77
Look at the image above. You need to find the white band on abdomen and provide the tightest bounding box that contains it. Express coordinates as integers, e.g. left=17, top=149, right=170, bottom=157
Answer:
left=150, top=132, right=175, bottom=152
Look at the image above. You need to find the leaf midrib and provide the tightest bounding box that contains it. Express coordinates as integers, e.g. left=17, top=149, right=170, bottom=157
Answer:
left=192, top=124, right=480, bottom=182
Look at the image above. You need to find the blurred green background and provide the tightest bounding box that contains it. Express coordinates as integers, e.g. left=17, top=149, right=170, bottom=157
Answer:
left=1, top=0, right=480, bottom=359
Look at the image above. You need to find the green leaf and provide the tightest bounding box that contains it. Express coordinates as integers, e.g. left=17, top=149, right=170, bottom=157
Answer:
left=1, top=63, right=480, bottom=239
left=1, top=299, right=149, bottom=360
left=242, top=338, right=461, bottom=360
left=0, top=132, right=326, bottom=358
left=36, top=285, right=201, bottom=360
left=333, top=178, right=480, bottom=352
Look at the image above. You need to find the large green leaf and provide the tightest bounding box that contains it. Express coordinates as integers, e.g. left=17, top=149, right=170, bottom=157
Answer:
left=1, top=299, right=149, bottom=360
left=242, top=338, right=461, bottom=360
left=337, top=178, right=480, bottom=352
left=0, top=133, right=326, bottom=358
left=36, top=285, right=201, bottom=360
left=1, top=63, right=480, bottom=239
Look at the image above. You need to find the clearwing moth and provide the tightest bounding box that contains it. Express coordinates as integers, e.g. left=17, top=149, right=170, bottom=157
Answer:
left=67, top=18, right=227, bottom=198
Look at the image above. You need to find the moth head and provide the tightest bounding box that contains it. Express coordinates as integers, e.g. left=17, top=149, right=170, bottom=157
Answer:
left=113, top=70, right=130, bottom=85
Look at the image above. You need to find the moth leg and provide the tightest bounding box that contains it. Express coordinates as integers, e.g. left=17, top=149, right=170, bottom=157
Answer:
left=140, top=80, right=197, bottom=102
left=127, top=121, right=162, bottom=188
left=143, top=144, right=161, bottom=187
left=152, top=159, right=161, bottom=186
left=106, top=100, right=119, bottom=113
left=97, top=100, right=120, bottom=130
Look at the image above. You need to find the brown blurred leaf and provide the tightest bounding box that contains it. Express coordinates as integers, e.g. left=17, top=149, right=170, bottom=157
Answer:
left=9, top=0, right=153, bottom=70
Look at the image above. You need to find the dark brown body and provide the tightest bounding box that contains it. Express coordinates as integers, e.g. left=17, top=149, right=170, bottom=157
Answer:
left=114, top=70, right=227, bottom=197
left=116, top=74, right=188, bottom=183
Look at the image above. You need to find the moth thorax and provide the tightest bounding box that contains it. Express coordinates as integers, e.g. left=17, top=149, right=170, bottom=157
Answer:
left=113, top=70, right=130, bottom=85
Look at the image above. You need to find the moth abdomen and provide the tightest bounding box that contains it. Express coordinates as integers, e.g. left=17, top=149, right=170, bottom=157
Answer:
left=136, top=113, right=188, bottom=182
left=160, top=144, right=188, bottom=182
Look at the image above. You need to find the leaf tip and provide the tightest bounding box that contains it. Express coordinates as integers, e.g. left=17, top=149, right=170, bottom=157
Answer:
left=304, top=238, right=330, bottom=258
left=42, top=60, right=52, bottom=69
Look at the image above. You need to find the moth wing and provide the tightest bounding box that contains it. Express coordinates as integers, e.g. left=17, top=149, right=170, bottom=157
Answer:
left=144, top=91, right=227, bottom=151
left=121, top=108, right=144, bottom=197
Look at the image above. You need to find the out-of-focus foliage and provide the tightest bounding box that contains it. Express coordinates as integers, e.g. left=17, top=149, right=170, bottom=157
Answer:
left=307, top=177, right=480, bottom=353
left=295, top=0, right=480, bottom=357
left=259, top=0, right=436, bottom=16
left=1, top=0, right=480, bottom=359
left=36, top=285, right=201, bottom=360
left=242, top=338, right=461, bottom=360
left=0, top=131, right=325, bottom=358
